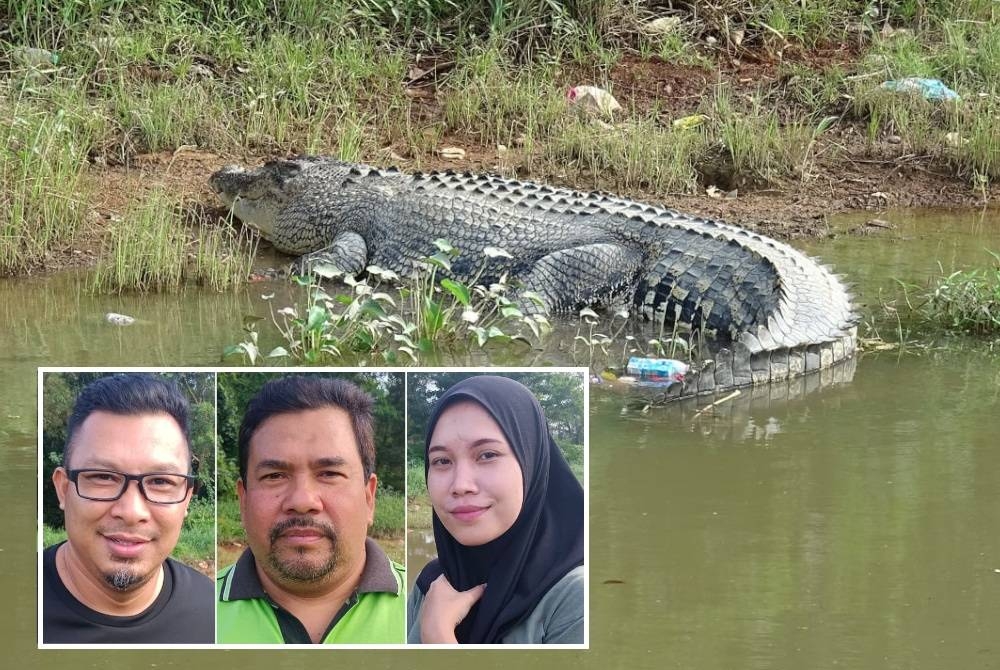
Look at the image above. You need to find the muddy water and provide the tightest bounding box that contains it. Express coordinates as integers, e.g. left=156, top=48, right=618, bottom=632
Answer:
left=4, top=209, right=1000, bottom=667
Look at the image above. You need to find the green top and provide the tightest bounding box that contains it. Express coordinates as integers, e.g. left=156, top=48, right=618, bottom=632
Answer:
left=406, top=565, right=585, bottom=644
left=217, top=538, right=405, bottom=644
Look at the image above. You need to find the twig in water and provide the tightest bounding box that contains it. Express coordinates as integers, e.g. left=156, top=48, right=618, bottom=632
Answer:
left=692, top=389, right=742, bottom=419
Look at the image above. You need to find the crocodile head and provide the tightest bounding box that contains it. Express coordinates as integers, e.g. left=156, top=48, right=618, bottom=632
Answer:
left=210, top=159, right=309, bottom=238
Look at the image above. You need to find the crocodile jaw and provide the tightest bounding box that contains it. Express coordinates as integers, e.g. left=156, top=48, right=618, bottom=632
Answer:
left=210, top=164, right=282, bottom=237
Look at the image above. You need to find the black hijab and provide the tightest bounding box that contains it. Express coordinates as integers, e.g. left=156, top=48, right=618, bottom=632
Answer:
left=415, top=375, right=584, bottom=643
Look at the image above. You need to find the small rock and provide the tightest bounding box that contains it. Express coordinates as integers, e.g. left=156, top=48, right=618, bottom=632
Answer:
left=642, top=17, right=682, bottom=35
left=105, top=312, right=135, bottom=326
left=886, top=135, right=903, bottom=144
left=13, top=46, right=58, bottom=69
left=439, top=146, right=466, bottom=160
left=945, top=131, right=968, bottom=147
left=706, top=35, right=718, bottom=45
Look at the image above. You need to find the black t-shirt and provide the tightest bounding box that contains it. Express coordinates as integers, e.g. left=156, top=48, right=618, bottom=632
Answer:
left=43, top=542, right=214, bottom=644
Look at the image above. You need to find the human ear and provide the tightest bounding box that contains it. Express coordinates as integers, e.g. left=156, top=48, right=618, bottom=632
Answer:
left=53, top=467, right=69, bottom=510
left=365, top=474, right=377, bottom=525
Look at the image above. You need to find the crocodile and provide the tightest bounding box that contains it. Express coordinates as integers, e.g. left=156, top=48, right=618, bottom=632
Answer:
left=210, top=156, right=858, bottom=396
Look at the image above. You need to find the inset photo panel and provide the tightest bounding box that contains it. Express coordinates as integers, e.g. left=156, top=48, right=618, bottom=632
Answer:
left=214, top=371, right=406, bottom=645
left=405, top=369, right=588, bottom=647
left=38, top=370, right=217, bottom=646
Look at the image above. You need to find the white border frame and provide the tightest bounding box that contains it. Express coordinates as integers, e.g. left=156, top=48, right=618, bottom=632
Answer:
left=37, top=366, right=589, bottom=651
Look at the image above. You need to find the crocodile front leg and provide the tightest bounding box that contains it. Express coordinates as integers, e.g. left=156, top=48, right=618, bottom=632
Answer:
left=295, top=231, right=368, bottom=276
left=517, top=243, right=645, bottom=314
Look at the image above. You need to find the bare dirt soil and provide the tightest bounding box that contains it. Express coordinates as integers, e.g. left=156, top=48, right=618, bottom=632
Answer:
left=37, top=54, right=998, bottom=275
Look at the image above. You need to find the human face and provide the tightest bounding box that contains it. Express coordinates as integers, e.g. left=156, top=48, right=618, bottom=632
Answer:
left=53, top=411, right=192, bottom=593
left=238, top=407, right=376, bottom=590
left=427, top=400, right=524, bottom=547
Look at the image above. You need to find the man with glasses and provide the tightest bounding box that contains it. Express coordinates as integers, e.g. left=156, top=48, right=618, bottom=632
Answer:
left=43, top=374, right=214, bottom=643
left=216, top=375, right=405, bottom=644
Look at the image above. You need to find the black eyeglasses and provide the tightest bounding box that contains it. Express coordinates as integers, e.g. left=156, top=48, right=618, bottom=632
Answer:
left=67, top=469, right=197, bottom=504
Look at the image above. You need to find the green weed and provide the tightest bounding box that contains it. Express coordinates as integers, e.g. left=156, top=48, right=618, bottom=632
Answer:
left=173, top=496, right=216, bottom=567
left=710, top=86, right=814, bottom=184
left=547, top=117, right=707, bottom=193
left=916, top=251, right=1000, bottom=336
left=1, top=100, right=90, bottom=275
left=42, top=524, right=67, bottom=548
left=215, top=496, right=244, bottom=544
left=227, top=243, right=550, bottom=365
left=91, top=191, right=255, bottom=292
left=193, top=216, right=258, bottom=291
left=371, top=486, right=405, bottom=538
left=441, top=46, right=565, bottom=149
left=91, top=189, right=186, bottom=292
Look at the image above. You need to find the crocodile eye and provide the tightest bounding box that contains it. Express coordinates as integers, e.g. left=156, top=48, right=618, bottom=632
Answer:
left=275, top=161, right=303, bottom=182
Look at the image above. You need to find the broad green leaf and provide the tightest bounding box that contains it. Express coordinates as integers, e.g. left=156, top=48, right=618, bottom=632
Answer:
left=441, top=278, right=471, bottom=305
left=306, top=305, right=328, bottom=331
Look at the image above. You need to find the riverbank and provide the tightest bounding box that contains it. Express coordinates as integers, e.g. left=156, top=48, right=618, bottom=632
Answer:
left=3, top=2, right=999, bottom=280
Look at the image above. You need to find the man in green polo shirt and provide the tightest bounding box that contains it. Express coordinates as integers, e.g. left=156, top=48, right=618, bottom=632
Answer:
left=216, top=375, right=405, bottom=644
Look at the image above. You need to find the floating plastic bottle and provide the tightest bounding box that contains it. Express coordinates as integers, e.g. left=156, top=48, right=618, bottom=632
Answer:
left=625, top=357, right=688, bottom=383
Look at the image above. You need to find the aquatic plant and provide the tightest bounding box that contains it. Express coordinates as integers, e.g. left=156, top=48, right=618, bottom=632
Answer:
left=918, top=251, right=1000, bottom=336
left=225, top=243, right=551, bottom=365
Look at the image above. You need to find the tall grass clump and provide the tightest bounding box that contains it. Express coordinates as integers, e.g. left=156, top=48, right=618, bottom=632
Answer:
left=547, top=117, right=708, bottom=193
left=916, top=252, right=1000, bottom=336
left=108, top=80, right=218, bottom=154
left=849, top=18, right=1000, bottom=181
left=710, top=86, right=815, bottom=184
left=1, top=100, right=91, bottom=275
left=91, top=189, right=186, bottom=292
left=371, top=485, right=405, bottom=538
left=441, top=46, right=565, bottom=149
left=92, top=192, right=255, bottom=292
left=173, top=496, right=215, bottom=567
left=193, top=219, right=257, bottom=291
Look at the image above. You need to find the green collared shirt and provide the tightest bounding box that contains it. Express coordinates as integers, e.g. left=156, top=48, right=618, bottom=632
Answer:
left=217, top=538, right=405, bottom=644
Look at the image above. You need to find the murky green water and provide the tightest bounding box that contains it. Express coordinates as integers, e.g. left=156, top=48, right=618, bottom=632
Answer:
left=4, top=209, right=999, bottom=667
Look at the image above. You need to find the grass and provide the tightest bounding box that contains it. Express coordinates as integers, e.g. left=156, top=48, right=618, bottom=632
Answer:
left=546, top=116, right=707, bottom=193
left=372, top=486, right=405, bottom=539
left=173, top=496, right=216, bottom=567
left=42, top=524, right=67, bottom=547
left=1, top=97, right=91, bottom=275
left=91, top=189, right=186, bottom=292
left=91, top=190, right=255, bottom=292
left=912, top=251, right=1000, bottom=336
left=3, top=0, right=1000, bottom=290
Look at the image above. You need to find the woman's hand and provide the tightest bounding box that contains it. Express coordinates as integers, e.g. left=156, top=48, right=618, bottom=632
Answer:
left=419, top=574, right=486, bottom=643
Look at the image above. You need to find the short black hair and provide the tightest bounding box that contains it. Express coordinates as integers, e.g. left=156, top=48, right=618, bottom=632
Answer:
left=238, top=375, right=375, bottom=484
left=63, top=373, right=192, bottom=471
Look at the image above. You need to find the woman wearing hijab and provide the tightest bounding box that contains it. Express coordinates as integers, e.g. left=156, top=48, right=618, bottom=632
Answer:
left=407, top=375, right=585, bottom=644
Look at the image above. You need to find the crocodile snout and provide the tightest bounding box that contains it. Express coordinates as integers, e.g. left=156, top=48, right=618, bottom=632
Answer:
left=209, top=165, right=249, bottom=198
